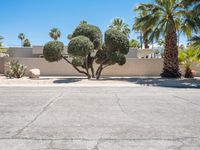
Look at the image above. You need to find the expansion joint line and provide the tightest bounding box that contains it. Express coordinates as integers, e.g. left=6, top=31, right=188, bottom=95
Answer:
left=115, top=94, right=126, bottom=114
left=12, top=93, right=64, bottom=138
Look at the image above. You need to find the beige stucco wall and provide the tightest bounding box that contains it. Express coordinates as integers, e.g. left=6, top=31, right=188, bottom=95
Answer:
left=9, top=47, right=140, bottom=58
left=2, top=58, right=163, bottom=76
left=1, top=57, right=200, bottom=76
left=8, top=47, right=33, bottom=57
left=0, top=58, right=4, bottom=74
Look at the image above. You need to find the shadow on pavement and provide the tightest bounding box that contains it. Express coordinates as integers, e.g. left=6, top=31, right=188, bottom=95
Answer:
left=53, top=78, right=83, bottom=84
left=100, top=77, right=200, bottom=88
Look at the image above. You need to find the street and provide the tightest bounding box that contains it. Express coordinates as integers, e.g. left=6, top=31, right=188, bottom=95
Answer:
left=0, top=86, right=200, bottom=150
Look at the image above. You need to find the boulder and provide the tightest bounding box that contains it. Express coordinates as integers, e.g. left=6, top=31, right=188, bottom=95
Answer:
left=29, top=68, right=40, bottom=79
left=0, top=53, right=9, bottom=57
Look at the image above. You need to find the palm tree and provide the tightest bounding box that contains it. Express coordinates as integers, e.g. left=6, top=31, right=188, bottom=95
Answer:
left=0, top=36, right=3, bottom=47
left=49, top=28, right=61, bottom=41
left=80, top=20, right=87, bottom=25
left=23, top=39, right=31, bottom=47
left=133, top=7, right=153, bottom=48
left=178, top=47, right=200, bottom=78
left=129, top=39, right=140, bottom=48
left=135, top=0, right=200, bottom=78
left=18, top=33, right=25, bottom=47
left=189, top=36, right=200, bottom=47
left=109, top=18, right=131, bottom=37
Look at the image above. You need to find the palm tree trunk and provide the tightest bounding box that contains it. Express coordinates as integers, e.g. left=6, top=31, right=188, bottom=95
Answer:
left=161, top=27, right=181, bottom=78
left=143, top=31, right=149, bottom=49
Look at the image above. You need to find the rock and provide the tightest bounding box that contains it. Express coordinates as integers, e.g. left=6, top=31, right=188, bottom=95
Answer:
left=0, top=53, right=9, bottom=57
left=29, top=68, right=40, bottom=79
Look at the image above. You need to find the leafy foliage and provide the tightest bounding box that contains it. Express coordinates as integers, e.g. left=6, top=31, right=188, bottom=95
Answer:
left=68, top=36, right=94, bottom=57
left=5, top=60, right=27, bottom=78
left=134, top=0, right=200, bottom=78
left=105, top=29, right=129, bottom=55
left=129, top=39, right=140, bottom=48
left=178, top=47, right=200, bottom=78
left=109, top=18, right=131, bottom=37
left=0, top=36, right=3, bottom=47
left=189, top=36, right=200, bottom=47
left=23, top=39, right=31, bottom=47
left=49, top=28, right=61, bottom=41
left=43, top=41, right=64, bottom=62
left=71, top=23, right=102, bottom=49
left=95, top=29, right=129, bottom=79
left=43, top=22, right=129, bottom=79
left=18, top=33, right=25, bottom=41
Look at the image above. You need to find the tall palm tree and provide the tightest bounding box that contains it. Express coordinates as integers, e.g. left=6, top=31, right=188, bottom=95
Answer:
left=109, top=18, right=131, bottom=37
left=133, top=7, right=153, bottom=48
left=80, top=20, right=87, bottom=25
left=18, top=33, right=25, bottom=47
left=49, top=28, right=61, bottom=41
left=135, top=0, right=200, bottom=78
left=189, top=36, right=200, bottom=47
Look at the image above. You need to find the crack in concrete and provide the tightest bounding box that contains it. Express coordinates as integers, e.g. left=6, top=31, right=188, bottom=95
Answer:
left=1, top=136, right=199, bottom=150
left=12, top=93, right=64, bottom=138
left=174, top=95, right=200, bottom=107
left=91, top=137, right=102, bottom=150
left=115, top=94, right=126, bottom=114
left=0, top=136, right=198, bottom=142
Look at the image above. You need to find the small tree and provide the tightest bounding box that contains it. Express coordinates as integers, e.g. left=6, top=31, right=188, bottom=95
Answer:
left=18, top=33, right=25, bottom=47
left=23, top=39, right=31, bottom=47
left=95, top=29, right=129, bottom=79
left=43, top=22, right=129, bottom=79
left=70, top=23, right=103, bottom=78
left=49, top=28, right=61, bottom=41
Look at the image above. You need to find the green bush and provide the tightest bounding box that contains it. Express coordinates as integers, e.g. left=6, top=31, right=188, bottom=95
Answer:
left=95, top=29, right=129, bottom=79
left=5, top=60, right=27, bottom=78
left=105, top=29, right=129, bottom=55
left=72, top=24, right=102, bottom=49
left=68, top=36, right=94, bottom=57
left=23, top=39, right=31, bottom=47
left=43, top=41, right=64, bottom=62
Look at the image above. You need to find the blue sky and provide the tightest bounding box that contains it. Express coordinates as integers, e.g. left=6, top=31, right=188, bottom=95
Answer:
left=1, top=0, right=187, bottom=47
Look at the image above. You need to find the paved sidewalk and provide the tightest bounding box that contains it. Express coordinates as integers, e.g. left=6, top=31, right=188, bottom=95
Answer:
left=0, top=76, right=200, bottom=88
left=0, top=86, right=200, bottom=150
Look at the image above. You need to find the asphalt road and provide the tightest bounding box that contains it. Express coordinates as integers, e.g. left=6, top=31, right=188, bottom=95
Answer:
left=0, top=86, right=200, bottom=150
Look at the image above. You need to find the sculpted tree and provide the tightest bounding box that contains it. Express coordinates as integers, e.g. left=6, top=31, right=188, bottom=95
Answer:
left=43, top=23, right=129, bottom=79
left=69, top=23, right=103, bottom=78
left=95, top=29, right=129, bottom=79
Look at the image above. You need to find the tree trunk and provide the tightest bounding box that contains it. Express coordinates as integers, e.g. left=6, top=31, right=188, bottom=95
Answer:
left=184, top=66, right=193, bottom=78
left=85, top=56, right=91, bottom=79
left=161, top=27, right=181, bottom=78
left=143, top=31, right=149, bottom=49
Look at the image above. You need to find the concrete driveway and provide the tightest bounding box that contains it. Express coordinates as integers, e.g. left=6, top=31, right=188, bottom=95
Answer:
left=0, top=86, right=200, bottom=150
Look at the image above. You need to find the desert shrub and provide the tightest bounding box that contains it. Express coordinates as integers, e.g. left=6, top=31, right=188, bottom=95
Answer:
left=178, top=47, right=200, bottom=78
left=43, top=41, right=64, bottom=62
left=5, top=60, right=27, bottom=78
left=71, top=24, right=102, bottom=49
